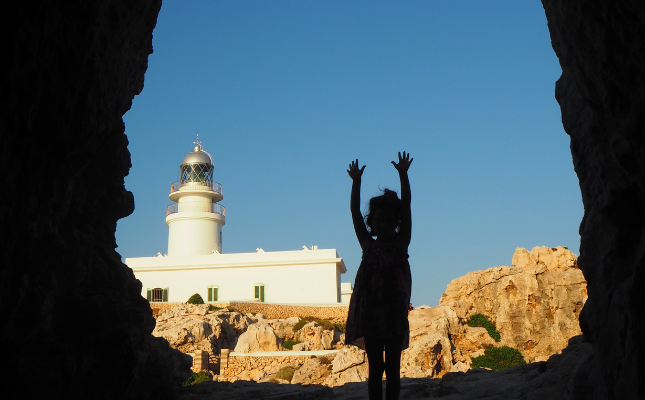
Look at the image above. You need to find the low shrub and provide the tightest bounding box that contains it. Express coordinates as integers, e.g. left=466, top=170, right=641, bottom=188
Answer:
left=187, top=293, right=204, bottom=304
left=209, top=305, right=222, bottom=311
left=283, top=340, right=301, bottom=350
left=467, top=313, right=501, bottom=342
left=276, top=366, right=296, bottom=382
left=333, top=323, right=346, bottom=333
left=182, top=371, right=211, bottom=386
left=293, top=316, right=336, bottom=332
left=471, top=346, right=526, bottom=371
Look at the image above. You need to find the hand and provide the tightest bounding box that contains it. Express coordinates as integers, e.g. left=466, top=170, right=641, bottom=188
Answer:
left=347, top=159, right=366, bottom=180
left=392, top=151, right=413, bottom=172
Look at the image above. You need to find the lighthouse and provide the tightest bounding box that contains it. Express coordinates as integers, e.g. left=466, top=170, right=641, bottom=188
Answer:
left=166, top=136, right=225, bottom=256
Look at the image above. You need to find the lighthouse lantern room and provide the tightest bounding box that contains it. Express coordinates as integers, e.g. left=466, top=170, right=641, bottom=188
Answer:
left=166, top=136, right=225, bottom=256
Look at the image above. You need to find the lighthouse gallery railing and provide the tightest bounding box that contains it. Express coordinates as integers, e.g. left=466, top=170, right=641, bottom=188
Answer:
left=170, top=181, right=223, bottom=195
left=166, top=202, right=225, bottom=216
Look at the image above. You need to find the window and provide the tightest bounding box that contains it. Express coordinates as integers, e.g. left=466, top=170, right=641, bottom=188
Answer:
left=147, top=287, right=168, bottom=302
left=208, top=286, right=219, bottom=302
left=180, top=164, right=213, bottom=184
left=254, top=284, right=265, bottom=302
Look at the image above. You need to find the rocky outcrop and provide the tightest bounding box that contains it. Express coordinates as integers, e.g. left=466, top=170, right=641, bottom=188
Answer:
left=324, top=346, right=370, bottom=387
left=234, top=323, right=282, bottom=353
left=165, top=247, right=587, bottom=384
left=180, top=336, right=597, bottom=399
left=440, top=246, right=586, bottom=362
left=1, top=2, right=170, bottom=399
left=294, top=322, right=336, bottom=351
left=153, top=304, right=253, bottom=353
left=541, top=1, right=645, bottom=398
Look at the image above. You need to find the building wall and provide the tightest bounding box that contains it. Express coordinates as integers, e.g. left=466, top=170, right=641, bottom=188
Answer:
left=166, top=211, right=224, bottom=256
left=127, top=248, right=348, bottom=304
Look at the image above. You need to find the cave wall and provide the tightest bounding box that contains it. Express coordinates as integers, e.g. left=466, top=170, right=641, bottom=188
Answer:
left=3, top=1, right=644, bottom=398
left=541, top=1, right=645, bottom=399
left=0, top=1, right=173, bottom=398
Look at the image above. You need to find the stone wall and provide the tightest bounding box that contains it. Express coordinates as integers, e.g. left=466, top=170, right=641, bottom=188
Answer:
left=221, top=353, right=332, bottom=379
left=150, top=301, right=349, bottom=322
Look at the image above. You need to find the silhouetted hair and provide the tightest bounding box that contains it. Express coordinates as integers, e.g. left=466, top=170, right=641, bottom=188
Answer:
left=364, top=188, right=402, bottom=236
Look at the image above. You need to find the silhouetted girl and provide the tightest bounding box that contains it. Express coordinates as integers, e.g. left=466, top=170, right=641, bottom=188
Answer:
left=345, top=152, right=413, bottom=400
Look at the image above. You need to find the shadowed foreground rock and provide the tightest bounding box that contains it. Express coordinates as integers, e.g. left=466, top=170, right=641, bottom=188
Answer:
left=179, top=336, right=594, bottom=399
left=542, top=0, right=645, bottom=398
left=0, top=1, right=176, bottom=399
left=3, top=0, right=644, bottom=398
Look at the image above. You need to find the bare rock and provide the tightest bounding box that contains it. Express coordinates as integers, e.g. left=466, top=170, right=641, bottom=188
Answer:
left=408, top=305, right=460, bottom=341
left=440, top=246, right=587, bottom=362
left=153, top=305, right=253, bottom=354
left=401, top=332, right=454, bottom=378
left=295, top=321, right=334, bottom=350
left=541, top=2, right=645, bottom=397
left=292, top=342, right=311, bottom=351
left=324, top=361, right=369, bottom=387
left=291, top=358, right=331, bottom=385
left=332, top=346, right=366, bottom=373
left=234, top=323, right=282, bottom=353
left=3, top=1, right=166, bottom=398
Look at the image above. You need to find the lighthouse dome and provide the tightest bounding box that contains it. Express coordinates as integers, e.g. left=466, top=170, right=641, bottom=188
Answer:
left=179, top=137, right=214, bottom=184
left=181, top=143, right=213, bottom=166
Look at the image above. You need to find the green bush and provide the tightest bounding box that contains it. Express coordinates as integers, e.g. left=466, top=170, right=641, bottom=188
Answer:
left=187, top=293, right=204, bottom=304
left=471, top=346, right=526, bottom=371
left=182, top=371, right=211, bottom=386
left=209, top=305, right=222, bottom=311
left=283, top=340, right=301, bottom=350
left=467, top=313, right=501, bottom=342
left=293, top=316, right=336, bottom=332
left=276, top=366, right=296, bottom=382
left=333, top=323, right=346, bottom=333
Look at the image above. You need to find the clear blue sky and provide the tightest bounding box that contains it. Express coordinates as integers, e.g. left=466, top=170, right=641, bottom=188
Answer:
left=116, top=1, right=582, bottom=307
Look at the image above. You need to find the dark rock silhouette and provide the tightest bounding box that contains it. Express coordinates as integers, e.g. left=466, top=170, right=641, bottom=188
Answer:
left=2, top=0, right=644, bottom=398
left=542, top=0, right=645, bottom=398
left=0, top=1, right=174, bottom=399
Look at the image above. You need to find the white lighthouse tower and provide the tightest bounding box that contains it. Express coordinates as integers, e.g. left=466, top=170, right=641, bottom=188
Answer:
left=166, top=136, right=225, bottom=256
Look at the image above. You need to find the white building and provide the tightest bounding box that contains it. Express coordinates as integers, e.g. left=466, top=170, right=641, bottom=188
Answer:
left=126, top=137, right=352, bottom=304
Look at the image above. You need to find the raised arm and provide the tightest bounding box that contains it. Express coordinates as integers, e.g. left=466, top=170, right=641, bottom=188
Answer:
left=392, top=152, right=413, bottom=248
left=347, top=159, right=371, bottom=248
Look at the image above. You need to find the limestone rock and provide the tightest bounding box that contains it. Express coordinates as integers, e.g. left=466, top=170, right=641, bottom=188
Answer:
left=440, top=246, right=587, bottom=362
left=295, top=321, right=334, bottom=350
left=153, top=305, right=253, bottom=354
left=408, top=305, right=460, bottom=341
left=234, top=323, right=282, bottom=353
left=331, top=346, right=366, bottom=373
left=292, top=342, right=310, bottom=351
left=291, top=358, right=331, bottom=385
left=324, top=360, right=369, bottom=387
left=401, top=332, right=454, bottom=378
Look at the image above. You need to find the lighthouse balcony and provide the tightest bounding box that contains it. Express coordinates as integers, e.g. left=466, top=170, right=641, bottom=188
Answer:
left=169, top=181, right=223, bottom=202
left=166, top=202, right=225, bottom=216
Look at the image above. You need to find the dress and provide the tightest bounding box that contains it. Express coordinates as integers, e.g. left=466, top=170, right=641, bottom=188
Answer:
left=345, top=240, right=412, bottom=350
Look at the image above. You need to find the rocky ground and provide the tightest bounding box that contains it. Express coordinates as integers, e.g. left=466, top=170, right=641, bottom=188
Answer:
left=179, top=336, right=594, bottom=399
left=153, top=246, right=587, bottom=394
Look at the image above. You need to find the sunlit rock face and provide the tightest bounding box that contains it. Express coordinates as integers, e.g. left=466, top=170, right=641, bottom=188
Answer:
left=542, top=1, right=645, bottom=398
left=0, top=1, right=168, bottom=398
left=440, top=246, right=587, bottom=363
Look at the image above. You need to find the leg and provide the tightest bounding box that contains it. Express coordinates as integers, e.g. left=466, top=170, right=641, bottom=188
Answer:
left=364, top=336, right=385, bottom=400
left=384, top=335, right=404, bottom=400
